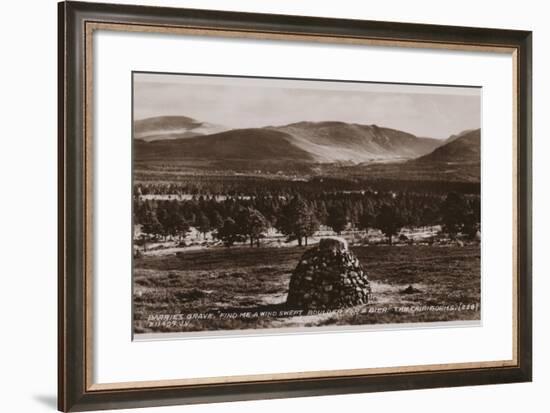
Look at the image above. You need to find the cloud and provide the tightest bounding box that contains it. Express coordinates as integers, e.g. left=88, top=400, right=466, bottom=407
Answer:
left=133, top=73, right=480, bottom=140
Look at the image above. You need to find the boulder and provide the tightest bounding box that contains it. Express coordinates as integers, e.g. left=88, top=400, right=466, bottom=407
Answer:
left=286, top=237, right=371, bottom=309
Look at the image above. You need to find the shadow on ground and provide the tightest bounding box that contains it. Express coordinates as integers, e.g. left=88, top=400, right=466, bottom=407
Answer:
left=33, top=394, right=57, bottom=409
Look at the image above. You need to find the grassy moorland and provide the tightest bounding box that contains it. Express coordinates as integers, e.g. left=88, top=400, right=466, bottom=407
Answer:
left=133, top=244, right=480, bottom=335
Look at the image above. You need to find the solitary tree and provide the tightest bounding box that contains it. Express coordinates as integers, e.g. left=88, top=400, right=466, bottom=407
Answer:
left=315, top=200, right=329, bottom=225
left=215, top=218, right=245, bottom=247
left=440, top=192, right=468, bottom=238
left=375, top=204, right=403, bottom=245
left=357, top=210, right=375, bottom=234
left=240, top=207, right=269, bottom=247
left=196, top=212, right=211, bottom=239
left=278, top=197, right=319, bottom=246
left=172, top=213, right=190, bottom=242
left=155, top=202, right=171, bottom=240
left=327, top=207, right=348, bottom=235
left=141, top=210, right=162, bottom=250
left=462, top=198, right=480, bottom=239
left=210, top=210, right=224, bottom=230
left=154, top=201, right=188, bottom=241
left=420, top=205, right=438, bottom=229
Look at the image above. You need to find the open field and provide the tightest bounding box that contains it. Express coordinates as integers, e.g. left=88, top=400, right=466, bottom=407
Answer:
left=133, top=244, right=480, bottom=335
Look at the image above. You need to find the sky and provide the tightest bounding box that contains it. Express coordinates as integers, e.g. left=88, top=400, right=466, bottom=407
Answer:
left=133, top=72, right=481, bottom=140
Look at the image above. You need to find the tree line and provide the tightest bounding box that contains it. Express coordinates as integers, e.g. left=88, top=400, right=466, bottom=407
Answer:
left=133, top=191, right=480, bottom=248
left=134, top=176, right=480, bottom=197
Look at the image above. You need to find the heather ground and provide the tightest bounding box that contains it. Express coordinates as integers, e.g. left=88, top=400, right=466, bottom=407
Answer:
left=133, top=243, right=480, bottom=335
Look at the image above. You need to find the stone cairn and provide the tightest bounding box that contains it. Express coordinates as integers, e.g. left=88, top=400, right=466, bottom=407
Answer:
left=286, top=237, right=371, bottom=310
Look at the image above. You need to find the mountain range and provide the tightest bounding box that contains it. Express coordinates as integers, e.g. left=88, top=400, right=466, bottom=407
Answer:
left=134, top=116, right=447, bottom=162
left=134, top=115, right=480, bottom=181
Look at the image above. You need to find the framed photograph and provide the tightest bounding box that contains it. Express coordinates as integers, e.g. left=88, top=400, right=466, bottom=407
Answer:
left=58, top=1, right=532, bottom=411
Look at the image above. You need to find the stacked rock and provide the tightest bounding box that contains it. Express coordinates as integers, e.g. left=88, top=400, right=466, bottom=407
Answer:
left=286, top=237, right=371, bottom=310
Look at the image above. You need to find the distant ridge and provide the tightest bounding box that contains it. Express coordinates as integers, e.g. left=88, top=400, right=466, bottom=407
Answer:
left=342, top=128, right=481, bottom=183
left=269, top=121, right=441, bottom=163
left=416, top=128, right=480, bottom=163
left=134, top=115, right=226, bottom=142
left=443, top=128, right=477, bottom=145
left=135, top=118, right=443, bottom=164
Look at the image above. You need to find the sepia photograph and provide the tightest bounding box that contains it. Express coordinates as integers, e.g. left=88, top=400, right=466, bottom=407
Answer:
left=54, top=3, right=533, bottom=410
left=132, top=72, right=482, bottom=339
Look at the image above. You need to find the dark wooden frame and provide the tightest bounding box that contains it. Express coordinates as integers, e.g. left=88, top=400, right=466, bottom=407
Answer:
left=58, top=1, right=532, bottom=411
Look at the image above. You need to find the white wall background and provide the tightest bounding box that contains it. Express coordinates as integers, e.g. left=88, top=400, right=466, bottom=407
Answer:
left=0, top=0, right=546, bottom=412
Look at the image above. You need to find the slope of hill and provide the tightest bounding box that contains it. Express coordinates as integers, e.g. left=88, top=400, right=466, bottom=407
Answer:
left=416, top=128, right=480, bottom=163
left=444, top=128, right=476, bottom=144
left=134, top=128, right=315, bottom=162
left=347, top=128, right=481, bottom=183
left=270, top=122, right=441, bottom=162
